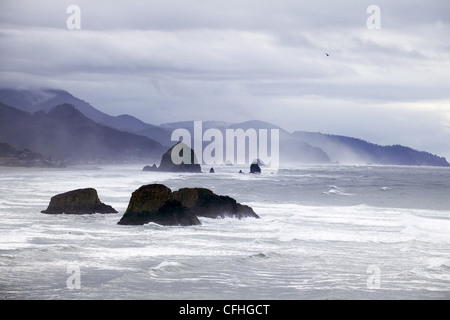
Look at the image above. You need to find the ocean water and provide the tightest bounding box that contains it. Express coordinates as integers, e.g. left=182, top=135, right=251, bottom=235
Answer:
left=0, top=164, right=449, bottom=300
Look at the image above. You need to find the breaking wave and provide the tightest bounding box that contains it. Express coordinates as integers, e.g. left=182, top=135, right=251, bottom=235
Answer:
left=323, top=185, right=354, bottom=196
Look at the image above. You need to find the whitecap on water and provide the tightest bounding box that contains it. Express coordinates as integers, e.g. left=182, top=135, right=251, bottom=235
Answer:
left=1, top=164, right=450, bottom=299
left=323, top=185, right=354, bottom=196
left=400, top=211, right=450, bottom=243
left=426, top=257, right=450, bottom=269
left=148, top=261, right=195, bottom=276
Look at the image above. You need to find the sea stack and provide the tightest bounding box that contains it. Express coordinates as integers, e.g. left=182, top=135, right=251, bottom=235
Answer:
left=41, top=188, right=117, bottom=214
left=143, top=142, right=202, bottom=173
left=250, top=161, right=261, bottom=173
left=173, top=188, right=260, bottom=219
left=117, top=184, right=201, bottom=226
left=118, top=184, right=259, bottom=226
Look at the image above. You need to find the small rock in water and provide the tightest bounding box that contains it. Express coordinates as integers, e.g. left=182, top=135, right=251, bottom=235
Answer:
left=250, top=161, right=261, bottom=174
left=142, top=164, right=158, bottom=171
left=41, top=188, right=117, bottom=214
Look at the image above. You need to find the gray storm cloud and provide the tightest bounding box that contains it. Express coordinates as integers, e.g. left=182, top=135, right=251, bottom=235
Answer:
left=0, top=0, right=449, bottom=158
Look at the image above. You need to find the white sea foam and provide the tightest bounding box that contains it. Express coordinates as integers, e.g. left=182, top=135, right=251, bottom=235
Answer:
left=400, top=211, right=450, bottom=243
left=323, top=185, right=354, bottom=196
left=1, top=164, right=449, bottom=299
left=426, top=257, right=450, bottom=269
left=149, top=261, right=194, bottom=274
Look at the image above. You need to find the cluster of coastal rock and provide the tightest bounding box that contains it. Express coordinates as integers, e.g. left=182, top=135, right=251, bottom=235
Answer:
left=143, top=141, right=262, bottom=174
left=41, top=142, right=261, bottom=226
left=41, top=185, right=259, bottom=226
left=118, top=184, right=259, bottom=225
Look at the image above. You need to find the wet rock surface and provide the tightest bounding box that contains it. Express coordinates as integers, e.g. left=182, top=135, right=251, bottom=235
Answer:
left=41, top=188, right=117, bottom=214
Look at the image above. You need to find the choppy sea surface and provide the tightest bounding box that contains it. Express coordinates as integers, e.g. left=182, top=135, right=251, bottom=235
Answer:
left=0, top=164, right=449, bottom=300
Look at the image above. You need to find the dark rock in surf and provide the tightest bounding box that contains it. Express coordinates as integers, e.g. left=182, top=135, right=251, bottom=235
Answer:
left=41, top=188, right=117, bottom=214
left=156, top=200, right=201, bottom=226
left=143, top=164, right=158, bottom=171
left=250, top=161, right=261, bottom=174
left=209, top=167, right=215, bottom=173
left=117, top=184, right=200, bottom=226
left=117, top=184, right=259, bottom=226
left=173, top=188, right=260, bottom=219
left=157, top=142, right=202, bottom=173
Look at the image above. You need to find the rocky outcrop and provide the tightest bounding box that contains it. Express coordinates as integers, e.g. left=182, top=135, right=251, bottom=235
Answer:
left=117, top=184, right=259, bottom=226
left=156, top=200, right=201, bottom=226
left=142, top=164, right=158, bottom=171
left=143, top=142, right=201, bottom=173
left=173, top=188, right=260, bottom=219
left=117, top=184, right=200, bottom=226
left=250, top=161, right=261, bottom=173
left=41, top=188, right=117, bottom=214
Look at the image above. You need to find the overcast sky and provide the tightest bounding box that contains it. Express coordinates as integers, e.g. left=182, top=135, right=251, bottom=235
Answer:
left=1, top=0, right=450, bottom=158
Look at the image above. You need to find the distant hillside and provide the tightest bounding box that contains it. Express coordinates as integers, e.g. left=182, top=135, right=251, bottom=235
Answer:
left=137, top=119, right=449, bottom=167
left=0, top=88, right=161, bottom=133
left=0, top=142, right=64, bottom=167
left=134, top=126, right=175, bottom=148
left=157, top=120, right=331, bottom=164
left=0, top=102, right=165, bottom=162
left=1, top=87, right=448, bottom=167
left=292, top=131, right=450, bottom=167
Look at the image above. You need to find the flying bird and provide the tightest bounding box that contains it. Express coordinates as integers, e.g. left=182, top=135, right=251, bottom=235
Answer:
left=325, top=52, right=330, bottom=56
